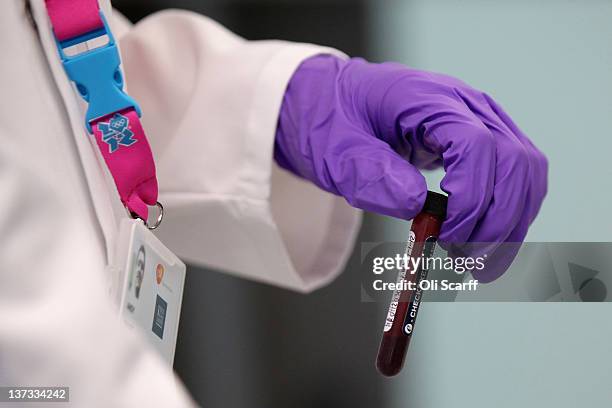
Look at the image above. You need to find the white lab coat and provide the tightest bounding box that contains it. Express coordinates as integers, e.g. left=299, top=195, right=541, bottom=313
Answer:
left=0, top=1, right=361, bottom=406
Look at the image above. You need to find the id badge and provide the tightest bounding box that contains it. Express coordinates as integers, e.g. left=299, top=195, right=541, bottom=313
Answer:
left=113, top=219, right=186, bottom=365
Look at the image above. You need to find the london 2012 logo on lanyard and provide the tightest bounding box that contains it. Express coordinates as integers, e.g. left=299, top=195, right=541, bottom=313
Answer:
left=98, top=113, right=138, bottom=153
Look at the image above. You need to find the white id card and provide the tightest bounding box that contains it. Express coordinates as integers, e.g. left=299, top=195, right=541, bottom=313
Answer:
left=113, top=219, right=186, bottom=365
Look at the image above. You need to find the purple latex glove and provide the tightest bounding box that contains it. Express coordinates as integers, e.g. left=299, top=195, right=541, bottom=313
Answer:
left=274, top=55, right=548, bottom=282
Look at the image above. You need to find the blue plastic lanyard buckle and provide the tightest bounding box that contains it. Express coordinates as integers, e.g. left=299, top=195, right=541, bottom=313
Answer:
left=53, top=11, right=141, bottom=133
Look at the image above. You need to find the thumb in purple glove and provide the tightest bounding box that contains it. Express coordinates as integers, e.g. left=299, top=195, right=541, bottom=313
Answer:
left=274, top=55, right=548, bottom=282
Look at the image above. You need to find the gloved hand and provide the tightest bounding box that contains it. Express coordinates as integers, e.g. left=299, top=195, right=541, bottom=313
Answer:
left=274, top=55, right=548, bottom=282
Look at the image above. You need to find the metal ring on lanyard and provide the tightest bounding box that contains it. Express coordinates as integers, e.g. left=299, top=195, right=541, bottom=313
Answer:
left=132, top=201, right=164, bottom=230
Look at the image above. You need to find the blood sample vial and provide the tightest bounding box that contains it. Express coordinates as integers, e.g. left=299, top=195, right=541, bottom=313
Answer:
left=376, top=190, right=448, bottom=377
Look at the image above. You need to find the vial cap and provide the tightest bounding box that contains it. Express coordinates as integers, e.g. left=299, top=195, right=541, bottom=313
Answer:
left=423, top=191, right=448, bottom=219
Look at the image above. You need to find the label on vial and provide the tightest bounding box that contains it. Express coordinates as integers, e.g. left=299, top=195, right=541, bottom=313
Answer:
left=402, top=236, right=437, bottom=336
left=383, top=231, right=416, bottom=332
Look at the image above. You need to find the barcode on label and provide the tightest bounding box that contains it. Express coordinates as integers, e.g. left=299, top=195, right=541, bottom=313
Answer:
left=383, top=231, right=415, bottom=332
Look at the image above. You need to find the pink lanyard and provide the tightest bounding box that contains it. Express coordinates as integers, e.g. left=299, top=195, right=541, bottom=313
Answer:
left=45, top=0, right=161, bottom=227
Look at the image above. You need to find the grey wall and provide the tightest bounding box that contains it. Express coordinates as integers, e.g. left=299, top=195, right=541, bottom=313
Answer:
left=370, top=0, right=612, bottom=406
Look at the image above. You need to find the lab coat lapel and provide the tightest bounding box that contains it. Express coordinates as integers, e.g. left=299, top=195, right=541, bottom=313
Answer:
left=29, top=0, right=126, bottom=264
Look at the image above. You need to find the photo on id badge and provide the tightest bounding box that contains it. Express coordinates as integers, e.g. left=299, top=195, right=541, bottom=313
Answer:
left=122, top=222, right=185, bottom=364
